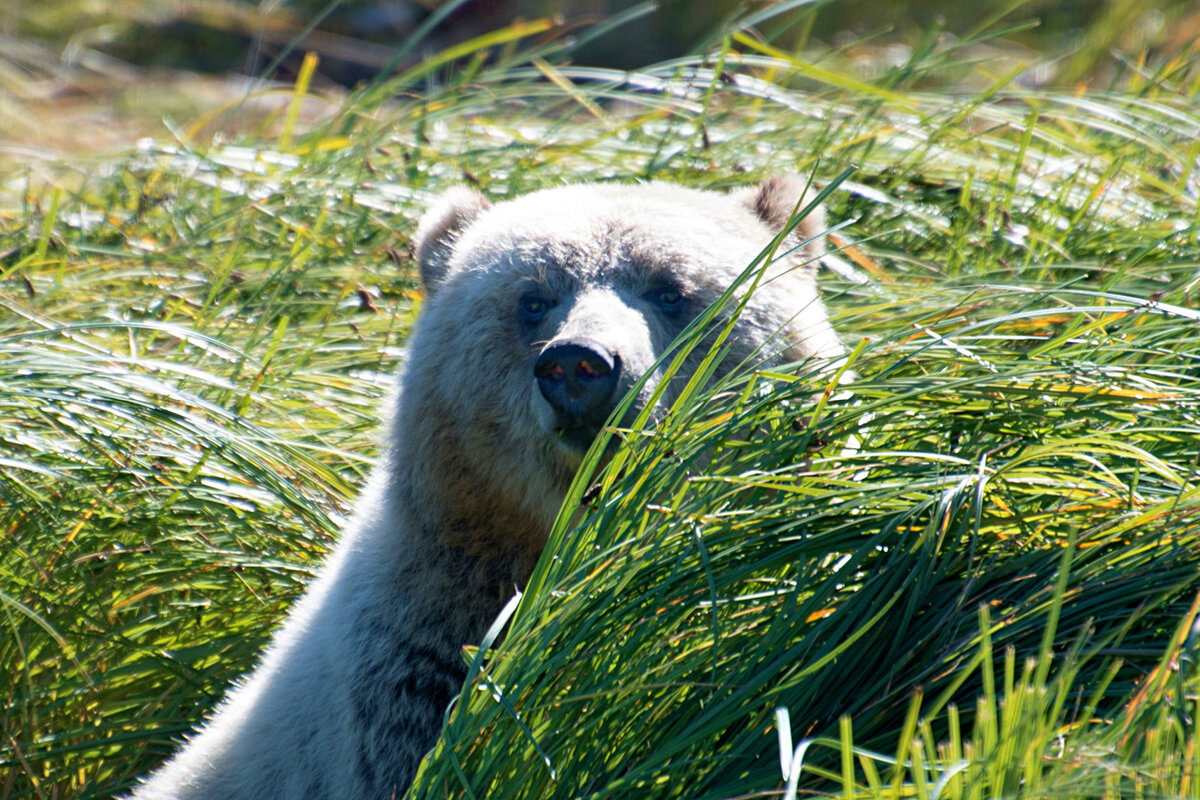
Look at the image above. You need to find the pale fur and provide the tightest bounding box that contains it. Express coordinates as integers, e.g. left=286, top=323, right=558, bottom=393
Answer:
left=130, top=177, right=845, bottom=799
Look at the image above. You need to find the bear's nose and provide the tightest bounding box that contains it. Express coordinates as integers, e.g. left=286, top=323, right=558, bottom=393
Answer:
left=534, top=339, right=621, bottom=432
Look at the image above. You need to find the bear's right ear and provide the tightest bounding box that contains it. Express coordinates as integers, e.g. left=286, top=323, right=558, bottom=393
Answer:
left=411, top=187, right=490, bottom=295
left=733, top=174, right=826, bottom=265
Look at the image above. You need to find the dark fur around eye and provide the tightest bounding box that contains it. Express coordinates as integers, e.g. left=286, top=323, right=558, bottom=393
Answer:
left=646, top=286, right=686, bottom=312
left=519, top=294, right=553, bottom=323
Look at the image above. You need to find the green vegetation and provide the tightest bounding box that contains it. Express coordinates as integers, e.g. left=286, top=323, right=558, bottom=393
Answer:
left=2, top=3, right=1199, bottom=798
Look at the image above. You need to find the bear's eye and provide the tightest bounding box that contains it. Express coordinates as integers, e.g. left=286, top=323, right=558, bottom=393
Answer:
left=648, top=286, right=685, bottom=310
left=519, top=295, right=552, bottom=323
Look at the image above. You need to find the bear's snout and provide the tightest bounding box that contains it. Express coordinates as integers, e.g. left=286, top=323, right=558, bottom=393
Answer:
left=535, top=338, right=622, bottom=448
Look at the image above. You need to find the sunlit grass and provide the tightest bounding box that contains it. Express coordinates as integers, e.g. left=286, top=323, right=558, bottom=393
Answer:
left=2, top=3, right=1200, bottom=798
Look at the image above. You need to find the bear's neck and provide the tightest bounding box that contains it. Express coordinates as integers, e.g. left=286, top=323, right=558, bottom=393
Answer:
left=379, top=425, right=555, bottom=639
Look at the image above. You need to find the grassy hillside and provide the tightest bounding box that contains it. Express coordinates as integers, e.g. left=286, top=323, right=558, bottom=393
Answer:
left=2, top=5, right=1199, bottom=799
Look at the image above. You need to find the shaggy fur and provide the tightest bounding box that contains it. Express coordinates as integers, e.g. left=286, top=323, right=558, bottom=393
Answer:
left=129, top=176, right=845, bottom=799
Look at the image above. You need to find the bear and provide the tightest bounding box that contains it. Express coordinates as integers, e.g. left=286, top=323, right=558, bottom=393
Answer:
left=128, top=175, right=846, bottom=799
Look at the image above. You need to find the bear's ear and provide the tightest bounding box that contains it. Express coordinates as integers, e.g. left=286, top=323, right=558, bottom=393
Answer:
left=734, top=174, right=826, bottom=263
left=411, top=187, right=491, bottom=295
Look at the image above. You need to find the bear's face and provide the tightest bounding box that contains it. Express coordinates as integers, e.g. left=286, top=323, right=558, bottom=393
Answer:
left=405, top=178, right=843, bottom=538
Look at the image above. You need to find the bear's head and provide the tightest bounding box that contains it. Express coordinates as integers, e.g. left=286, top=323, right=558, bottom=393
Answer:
left=401, top=177, right=844, bottom=561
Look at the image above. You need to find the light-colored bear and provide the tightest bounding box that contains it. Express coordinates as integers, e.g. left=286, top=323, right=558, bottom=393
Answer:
left=129, top=175, right=846, bottom=799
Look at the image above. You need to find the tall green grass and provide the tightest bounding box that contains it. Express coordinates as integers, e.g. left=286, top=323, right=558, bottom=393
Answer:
left=2, top=4, right=1200, bottom=798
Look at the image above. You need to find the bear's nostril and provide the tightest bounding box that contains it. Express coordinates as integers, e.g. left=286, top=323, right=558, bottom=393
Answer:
left=536, top=361, right=566, bottom=383
left=576, top=357, right=606, bottom=380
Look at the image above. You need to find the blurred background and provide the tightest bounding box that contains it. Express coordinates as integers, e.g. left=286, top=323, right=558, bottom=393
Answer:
left=1, top=0, right=1197, bottom=153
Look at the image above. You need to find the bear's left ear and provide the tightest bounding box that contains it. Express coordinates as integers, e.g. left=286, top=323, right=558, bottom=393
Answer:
left=734, top=174, right=826, bottom=263
left=411, top=186, right=491, bottom=295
